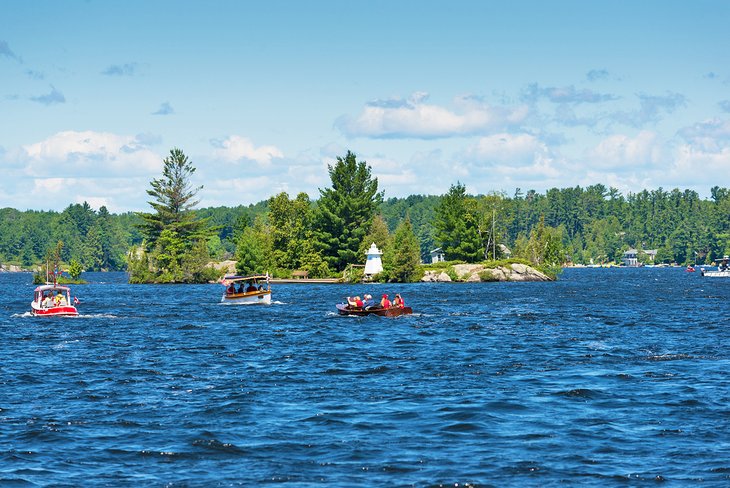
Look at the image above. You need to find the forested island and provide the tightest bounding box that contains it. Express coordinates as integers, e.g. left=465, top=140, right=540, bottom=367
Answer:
left=1, top=148, right=729, bottom=283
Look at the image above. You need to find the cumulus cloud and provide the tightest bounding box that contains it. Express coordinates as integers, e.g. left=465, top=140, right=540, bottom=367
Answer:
left=211, top=135, right=283, bottom=166
left=30, top=85, right=65, bottom=105
left=336, top=92, right=528, bottom=139
left=588, top=131, right=662, bottom=169
left=152, top=102, right=174, bottom=115
left=101, top=62, right=140, bottom=76
left=0, top=40, right=21, bottom=62
left=21, top=130, right=163, bottom=178
left=467, top=132, right=549, bottom=167
left=23, top=176, right=154, bottom=212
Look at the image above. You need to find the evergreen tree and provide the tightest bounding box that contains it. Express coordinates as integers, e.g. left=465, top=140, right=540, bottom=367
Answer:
left=313, top=151, right=383, bottom=272
left=130, top=148, right=217, bottom=283
left=433, top=183, right=483, bottom=262
left=82, top=224, right=104, bottom=271
left=387, top=217, right=421, bottom=282
left=137, top=148, right=214, bottom=249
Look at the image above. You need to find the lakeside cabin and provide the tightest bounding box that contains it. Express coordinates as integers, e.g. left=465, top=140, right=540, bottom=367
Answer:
left=430, top=248, right=445, bottom=264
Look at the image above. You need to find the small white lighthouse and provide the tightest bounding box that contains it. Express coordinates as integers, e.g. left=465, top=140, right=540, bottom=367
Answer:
left=364, top=242, right=383, bottom=278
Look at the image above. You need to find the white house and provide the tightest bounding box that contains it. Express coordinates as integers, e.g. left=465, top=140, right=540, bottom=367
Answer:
left=622, top=249, right=639, bottom=266
left=364, top=243, right=383, bottom=277
left=430, top=247, right=445, bottom=264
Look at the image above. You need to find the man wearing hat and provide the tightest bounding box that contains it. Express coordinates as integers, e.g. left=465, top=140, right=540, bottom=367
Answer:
left=380, top=294, right=391, bottom=309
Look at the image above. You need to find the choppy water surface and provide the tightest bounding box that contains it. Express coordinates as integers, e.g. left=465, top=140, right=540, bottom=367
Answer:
left=1, top=268, right=729, bottom=486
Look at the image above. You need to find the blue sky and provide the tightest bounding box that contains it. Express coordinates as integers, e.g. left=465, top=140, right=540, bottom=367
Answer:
left=2, top=0, right=729, bottom=212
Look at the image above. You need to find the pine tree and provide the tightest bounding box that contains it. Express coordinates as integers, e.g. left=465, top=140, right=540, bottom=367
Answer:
left=130, top=148, right=217, bottom=283
left=433, top=183, right=483, bottom=262
left=137, top=148, right=214, bottom=249
left=313, top=151, right=383, bottom=272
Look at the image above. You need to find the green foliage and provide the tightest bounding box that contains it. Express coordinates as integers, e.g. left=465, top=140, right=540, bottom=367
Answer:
left=478, top=269, right=498, bottom=282
left=512, top=216, right=567, bottom=267
left=313, top=151, right=383, bottom=272
left=358, top=214, right=391, bottom=257
left=136, top=148, right=216, bottom=249
left=433, top=183, right=484, bottom=262
left=386, top=217, right=422, bottom=282
left=234, top=216, right=275, bottom=276
left=268, top=192, right=313, bottom=270
left=68, top=259, right=83, bottom=280
left=3, top=178, right=730, bottom=277
left=129, top=149, right=217, bottom=283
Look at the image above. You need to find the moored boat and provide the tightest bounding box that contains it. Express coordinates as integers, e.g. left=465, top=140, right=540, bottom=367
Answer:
left=336, top=303, right=412, bottom=317
left=221, top=274, right=272, bottom=304
left=31, top=284, right=79, bottom=317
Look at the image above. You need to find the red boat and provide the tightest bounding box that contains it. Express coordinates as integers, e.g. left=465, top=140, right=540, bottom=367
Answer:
left=336, top=303, right=412, bottom=317
left=31, top=284, right=79, bottom=317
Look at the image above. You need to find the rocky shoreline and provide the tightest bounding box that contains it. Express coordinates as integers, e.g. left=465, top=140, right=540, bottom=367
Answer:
left=421, top=263, right=552, bottom=282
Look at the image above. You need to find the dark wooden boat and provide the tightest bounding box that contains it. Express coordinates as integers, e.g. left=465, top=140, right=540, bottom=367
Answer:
left=336, top=303, right=413, bottom=317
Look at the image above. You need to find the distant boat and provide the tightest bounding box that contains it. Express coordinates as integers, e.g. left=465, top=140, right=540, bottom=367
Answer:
left=31, top=284, right=79, bottom=317
left=336, top=298, right=412, bottom=317
left=701, top=256, right=730, bottom=278
left=686, top=265, right=695, bottom=272
left=221, top=274, right=272, bottom=304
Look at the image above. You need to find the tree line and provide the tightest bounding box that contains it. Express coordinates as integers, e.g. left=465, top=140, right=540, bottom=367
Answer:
left=1, top=148, right=729, bottom=282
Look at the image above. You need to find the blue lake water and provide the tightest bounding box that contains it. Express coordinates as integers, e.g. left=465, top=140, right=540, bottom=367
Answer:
left=1, top=268, right=729, bottom=486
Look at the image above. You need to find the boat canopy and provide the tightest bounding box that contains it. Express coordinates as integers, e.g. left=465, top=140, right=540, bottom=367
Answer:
left=33, top=284, right=72, bottom=293
left=223, top=274, right=269, bottom=283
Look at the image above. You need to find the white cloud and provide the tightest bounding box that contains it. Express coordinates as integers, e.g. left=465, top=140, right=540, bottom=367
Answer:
left=588, top=131, right=663, bottom=169
left=467, top=132, right=548, bottom=167
left=337, top=92, right=528, bottom=139
left=24, top=176, right=153, bottom=213
left=22, top=130, right=162, bottom=178
left=211, top=135, right=283, bottom=166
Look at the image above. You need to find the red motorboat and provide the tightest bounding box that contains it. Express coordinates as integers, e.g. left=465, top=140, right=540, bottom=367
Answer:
left=31, top=284, right=79, bottom=317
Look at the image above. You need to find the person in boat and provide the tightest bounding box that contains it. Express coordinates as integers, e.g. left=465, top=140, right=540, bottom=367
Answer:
left=246, top=282, right=257, bottom=293
left=380, top=294, right=391, bottom=309
left=42, top=293, right=53, bottom=308
left=362, top=294, right=374, bottom=309
left=227, top=283, right=236, bottom=295
left=53, top=291, right=67, bottom=306
left=347, top=296, right=364, bottom=309
left=393, top=294, right=405, bottom=308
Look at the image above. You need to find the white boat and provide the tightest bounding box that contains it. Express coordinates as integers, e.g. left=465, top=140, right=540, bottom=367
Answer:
left=220, top=274, right=272, bottom=304
left=701, top=256, right=730, bottom=278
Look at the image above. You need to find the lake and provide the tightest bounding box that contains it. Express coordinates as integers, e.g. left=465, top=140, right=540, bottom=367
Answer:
left=1, top=268, right=729, bottom=485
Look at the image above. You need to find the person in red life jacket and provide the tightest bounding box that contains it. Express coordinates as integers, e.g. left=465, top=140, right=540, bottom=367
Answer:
left=347, top=296, right=364, bottom=309
left=393, top=293, right=405, bottom=308
left=380, top=294, right=391, bottom=309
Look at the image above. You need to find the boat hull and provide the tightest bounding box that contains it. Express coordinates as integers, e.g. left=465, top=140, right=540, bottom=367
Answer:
left=30, top=303, right=79, bottom=316
left=221, top=290, right=272, bottom=305
left=701, top=270, right=730, bottom=278
left=336, top=303, right=412, bottom=317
